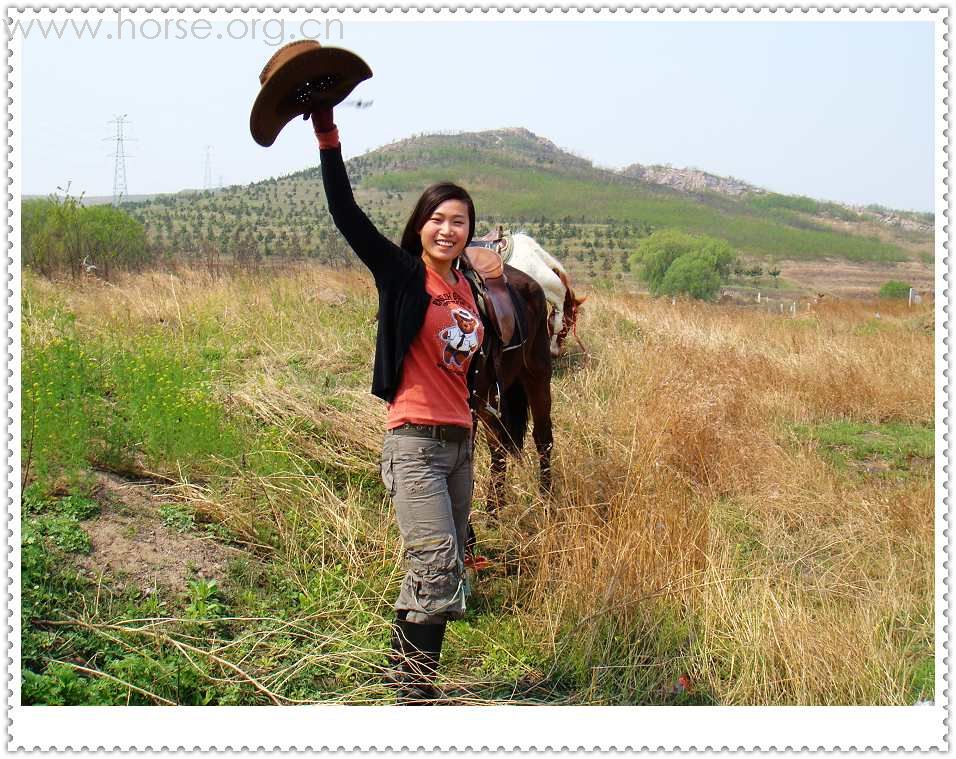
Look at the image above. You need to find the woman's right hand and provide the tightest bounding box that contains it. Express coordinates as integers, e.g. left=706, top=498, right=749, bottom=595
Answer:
left=310, top=106, right=334, bottom=134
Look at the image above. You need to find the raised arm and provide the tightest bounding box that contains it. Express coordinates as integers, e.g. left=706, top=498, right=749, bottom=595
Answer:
left=311, top=108, right=413, bottom=284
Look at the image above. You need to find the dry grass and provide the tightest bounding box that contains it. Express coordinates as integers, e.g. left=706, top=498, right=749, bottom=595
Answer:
left=24, top=264, right=934, bottom=705
left=489, top=291, right=934, bottom=704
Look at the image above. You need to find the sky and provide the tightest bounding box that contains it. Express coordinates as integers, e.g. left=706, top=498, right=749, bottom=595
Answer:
left=18, top=14, right=937, bottom=211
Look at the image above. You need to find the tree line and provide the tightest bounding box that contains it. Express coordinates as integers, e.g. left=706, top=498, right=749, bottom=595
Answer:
left=22, top=195, right=152, bottom=280
left=24, top=188, right=744, bottom=301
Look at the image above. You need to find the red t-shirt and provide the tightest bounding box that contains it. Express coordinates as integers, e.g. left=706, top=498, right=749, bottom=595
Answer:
left=387, top=267, right=484, bottom=429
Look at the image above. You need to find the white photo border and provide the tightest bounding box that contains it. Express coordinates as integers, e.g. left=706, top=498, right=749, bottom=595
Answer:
left=4, top=4, right=949, bottom=751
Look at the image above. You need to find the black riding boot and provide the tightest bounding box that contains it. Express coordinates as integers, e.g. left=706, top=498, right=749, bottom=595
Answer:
left=389, top=613, right=446, bottom=705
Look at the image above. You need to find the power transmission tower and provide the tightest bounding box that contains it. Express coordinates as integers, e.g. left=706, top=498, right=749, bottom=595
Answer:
left=203, top=145, right=213, bottom=190
left=105, top=115, right=133, bottom=206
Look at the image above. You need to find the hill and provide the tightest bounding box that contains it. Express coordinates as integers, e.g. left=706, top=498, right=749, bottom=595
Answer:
left=123, top=128, right=934, bottom=294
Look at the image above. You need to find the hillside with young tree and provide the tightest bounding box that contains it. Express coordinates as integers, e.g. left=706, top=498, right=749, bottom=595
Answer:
left=103, top=128, right=930, bottom=295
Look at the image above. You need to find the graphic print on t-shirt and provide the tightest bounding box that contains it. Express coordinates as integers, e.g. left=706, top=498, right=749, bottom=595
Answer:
left=431, top=292, right=482, bottom=373
left=385, top=270, right=484, bottom=430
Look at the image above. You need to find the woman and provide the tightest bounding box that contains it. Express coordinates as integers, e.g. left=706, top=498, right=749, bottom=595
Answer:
left=311, top=106, right=483, bottom=704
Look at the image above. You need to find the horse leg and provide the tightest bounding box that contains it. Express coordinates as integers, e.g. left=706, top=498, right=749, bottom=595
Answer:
left=486, top=422, right=509, bottom=516
left=525, top=375, right=554, bottom=496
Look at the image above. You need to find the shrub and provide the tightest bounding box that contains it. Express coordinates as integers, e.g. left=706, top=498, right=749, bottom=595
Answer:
left=750, top=192, right=860, bottom=223
left=879, top=280, right=912, bottom=299
left=22, top=195, right=151, bottom=280
left=750, top=192, right=822, bottom=215
left=631, top=229, right=735, bottom=300
left=81, top=204, right=151, bottom=278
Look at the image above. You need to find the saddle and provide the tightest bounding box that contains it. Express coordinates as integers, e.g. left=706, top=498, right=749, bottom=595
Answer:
left=461, top=227, right=519, bottom=348
left=472, top=226, right=515, bottom=261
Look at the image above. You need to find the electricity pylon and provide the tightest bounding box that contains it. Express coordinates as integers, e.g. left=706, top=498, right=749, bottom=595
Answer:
left=203, top=145, right=213, bottom=190
left=105, top=115, right=133, bottom=206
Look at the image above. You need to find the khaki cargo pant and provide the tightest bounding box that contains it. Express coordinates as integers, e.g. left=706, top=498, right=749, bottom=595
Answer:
left=380, top=430, right=473, bottom=625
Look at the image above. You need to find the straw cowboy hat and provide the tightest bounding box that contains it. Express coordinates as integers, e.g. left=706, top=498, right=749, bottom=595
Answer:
left=250, top=40, right=372, bottom=147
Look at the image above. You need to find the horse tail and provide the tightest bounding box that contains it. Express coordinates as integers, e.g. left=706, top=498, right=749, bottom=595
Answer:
left=499, top=380, right=529, bottom=455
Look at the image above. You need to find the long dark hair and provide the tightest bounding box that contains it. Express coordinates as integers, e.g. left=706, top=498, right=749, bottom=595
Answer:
left=400, top=182, right=476, bottom=256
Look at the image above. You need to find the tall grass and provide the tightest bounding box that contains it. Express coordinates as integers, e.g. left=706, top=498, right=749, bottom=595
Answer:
left=21, top=265, right=934, bottom=705
left=509, top=293, right=933, bottom=704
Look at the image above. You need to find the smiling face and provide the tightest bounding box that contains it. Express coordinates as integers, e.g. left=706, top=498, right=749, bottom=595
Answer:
left=419, top=199, right=471, bottom=274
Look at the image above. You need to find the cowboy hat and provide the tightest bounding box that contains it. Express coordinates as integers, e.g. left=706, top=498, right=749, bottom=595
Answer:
left=250, top=40, right=372, bottom=147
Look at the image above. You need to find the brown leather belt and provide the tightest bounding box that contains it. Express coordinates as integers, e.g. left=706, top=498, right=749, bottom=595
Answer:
left=389, top=423, right=470, bottom=443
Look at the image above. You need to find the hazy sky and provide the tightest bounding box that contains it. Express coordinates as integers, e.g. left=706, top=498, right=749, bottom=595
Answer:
left=18, top=15, right=936, bottom=211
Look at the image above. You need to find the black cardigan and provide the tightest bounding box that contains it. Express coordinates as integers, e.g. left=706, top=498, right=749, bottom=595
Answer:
left=319, top=146, right=479, bottom=406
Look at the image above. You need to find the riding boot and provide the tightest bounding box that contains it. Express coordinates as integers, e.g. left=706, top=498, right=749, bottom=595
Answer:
left=389, top=613, right=446, bottom=705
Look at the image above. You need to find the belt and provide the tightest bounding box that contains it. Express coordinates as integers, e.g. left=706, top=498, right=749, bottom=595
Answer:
left=389, top=423, right=471, bottom=443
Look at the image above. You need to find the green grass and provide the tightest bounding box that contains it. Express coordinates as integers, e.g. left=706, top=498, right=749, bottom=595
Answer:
left=749, top=191, right=863, bottom=222
left=910, top=656, right=935, bottom=702
left=789, top=420, right=933, bottom=477
left=711, top=498, right=764, bottom=568
left=106, top=336, right=241, bottom=467
left=22, top=296, right=243, bottom=495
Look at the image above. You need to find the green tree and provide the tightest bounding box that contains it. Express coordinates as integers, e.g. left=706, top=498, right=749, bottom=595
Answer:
left=22, top=197, right=150, bottom=279
left=81, top=205, right=149, bottom=278
left=21, top=199, right=61, bottom=277
left=658, top=252, right=723, bottom=300
left=631, top=229, right=736, bottom=300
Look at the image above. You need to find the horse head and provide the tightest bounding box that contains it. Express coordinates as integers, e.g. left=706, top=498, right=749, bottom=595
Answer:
left=554, top=272, right=587, bottom=356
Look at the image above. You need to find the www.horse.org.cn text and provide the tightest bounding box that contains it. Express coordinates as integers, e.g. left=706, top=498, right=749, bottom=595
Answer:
left=6, top=13, right=345, bottom=47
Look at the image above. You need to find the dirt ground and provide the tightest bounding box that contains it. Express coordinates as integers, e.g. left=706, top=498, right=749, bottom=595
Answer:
left=77, top=473, right=243, bottom=596
left=777, top=258, right=935, bottom=299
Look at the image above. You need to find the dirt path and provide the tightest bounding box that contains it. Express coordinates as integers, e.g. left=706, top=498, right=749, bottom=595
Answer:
left=78, top=472, right=243, bottom=595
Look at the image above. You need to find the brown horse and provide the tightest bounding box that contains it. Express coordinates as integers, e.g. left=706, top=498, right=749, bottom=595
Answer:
left=469, top=264, right=554, bottom=515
